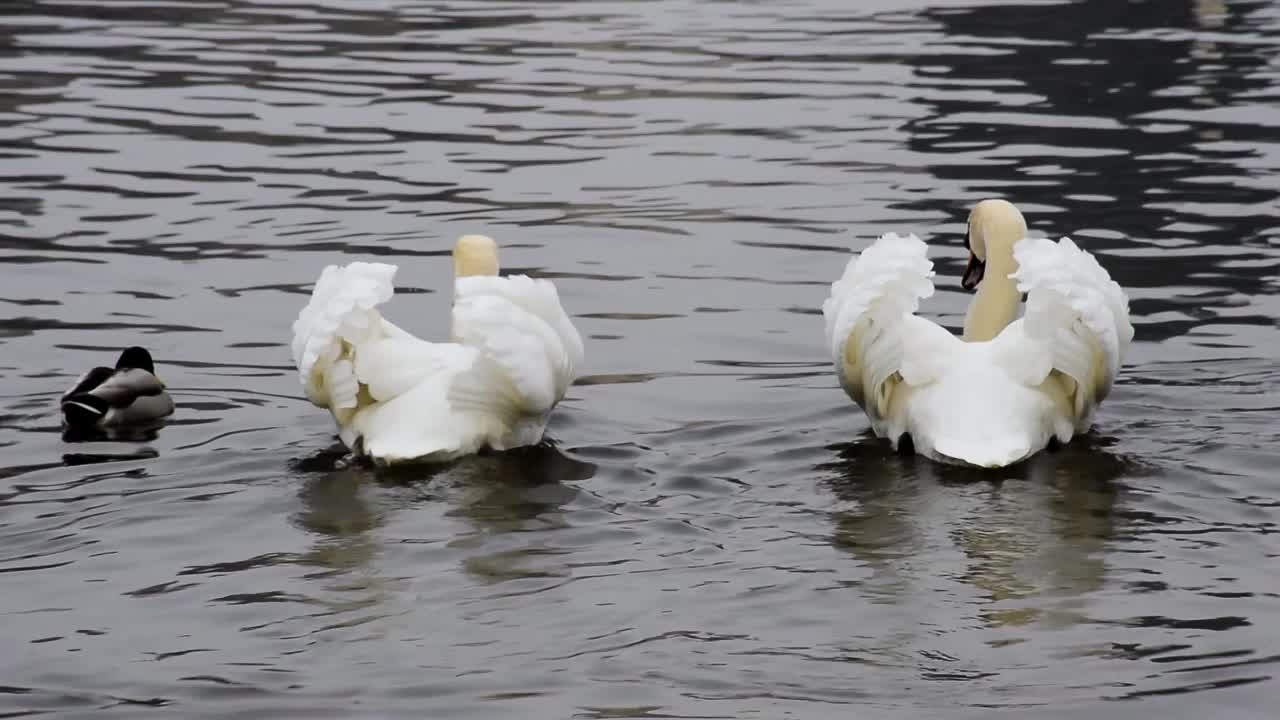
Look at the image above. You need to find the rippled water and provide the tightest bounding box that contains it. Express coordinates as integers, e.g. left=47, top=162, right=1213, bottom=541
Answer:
left=2, top=0, right=1279, bottom=717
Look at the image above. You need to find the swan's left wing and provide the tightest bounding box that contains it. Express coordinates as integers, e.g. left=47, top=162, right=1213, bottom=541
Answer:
left=290, top=261, right=399, bottom=410
left=822, top=233, right=958, bottom=430
left=449, top=275, right=584, bottom=418
left=1004, top=236, right=1133, bottom=425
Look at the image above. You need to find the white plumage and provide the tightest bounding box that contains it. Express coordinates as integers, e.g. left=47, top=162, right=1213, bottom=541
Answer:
left=290, top=236, right=584, bottom=464
left=822, top=200, right=1132, bottom=468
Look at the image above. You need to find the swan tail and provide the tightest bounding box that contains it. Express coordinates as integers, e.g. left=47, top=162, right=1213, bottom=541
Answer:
left=904, top=369, right=1045, bottom=469
left=822, top=233, right=939, bottom=414
left=930, top=436, right=1035, bottom=469
left=1011, top=237, right=1132, bottom=417
left=449, top=275, right=583, bottom=419
left=290, top=261, right=398, bottom=410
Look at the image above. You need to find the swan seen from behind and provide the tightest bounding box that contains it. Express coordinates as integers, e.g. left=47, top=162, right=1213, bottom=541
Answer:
left=291, top=235, right=584, bottom=464
left=822, top=199, right=1133, bottom=468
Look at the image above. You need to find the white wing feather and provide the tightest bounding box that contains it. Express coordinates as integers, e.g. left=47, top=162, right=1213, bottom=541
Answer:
left=291, top=259, right=584, bottom=463
left=291, top=261, right=398, bottom=409
left=291, top=261, right=449, bottom=413
left=449, top=275, right=584, bottom=417
left=822, top=233, right=958, bottom=429
left=822, top=228, right=1130, bottom=468
left=352, top=334, right=459, bottom=402
left=1008, top=236, right=1133, bottom=421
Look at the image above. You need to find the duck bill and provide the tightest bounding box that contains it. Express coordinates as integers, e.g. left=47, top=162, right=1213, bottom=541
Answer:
left=961, top=253, right=985, bottom=292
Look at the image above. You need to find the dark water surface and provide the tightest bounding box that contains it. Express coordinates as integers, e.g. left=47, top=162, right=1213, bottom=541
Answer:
left=3, top=0, right=1279, bottom=717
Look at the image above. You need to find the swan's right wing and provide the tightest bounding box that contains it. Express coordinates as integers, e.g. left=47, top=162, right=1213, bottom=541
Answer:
left=449, top=274, right=584, bottom=418
left=1007, top=236, right=1133, bottom=423
left=822, top=233, right=956, bottom=427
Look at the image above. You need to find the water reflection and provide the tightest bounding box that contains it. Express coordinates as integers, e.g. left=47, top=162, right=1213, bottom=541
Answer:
left=61, top=443, right=160, bottom=465
left=294, top=453, right=383, bottom=554
left=821, top=436, right=1140, bottom=629
left=61, top=423, right=164, bottom=444
left=283, top=440, right=598, bottom=639
left=290, top=442, right=596, bottom=558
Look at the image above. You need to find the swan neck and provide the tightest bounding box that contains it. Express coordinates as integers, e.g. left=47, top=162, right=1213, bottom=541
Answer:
left=454, top=254, right=498, bottom=278
left=963, top=253, right=1019, bottom=342
left=453, top=235, right=499, bottom=278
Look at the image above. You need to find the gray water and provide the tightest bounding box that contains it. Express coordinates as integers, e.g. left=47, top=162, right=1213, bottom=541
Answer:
left=2, top=0, right=1279, bottom=717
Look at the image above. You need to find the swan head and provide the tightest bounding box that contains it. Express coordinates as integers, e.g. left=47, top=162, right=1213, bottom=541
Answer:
left=961, top=199, right=1027, bottom=291
left=453, top=234, right=499, bottom=278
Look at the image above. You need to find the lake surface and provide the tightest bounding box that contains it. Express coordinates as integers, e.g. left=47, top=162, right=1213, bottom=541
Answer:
left=2, top=0, right=1279, bottom=717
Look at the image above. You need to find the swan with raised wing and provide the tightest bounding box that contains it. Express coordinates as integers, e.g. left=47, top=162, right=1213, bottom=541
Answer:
left=291, top=235, right=584, bottom=464
left=822, top=199, right=1132, bottom=468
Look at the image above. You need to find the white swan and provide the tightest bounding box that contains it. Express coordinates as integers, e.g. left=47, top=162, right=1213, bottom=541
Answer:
left=290, top=235, right=584, bottom=464
left=822, top=199, right=1133, bottom=468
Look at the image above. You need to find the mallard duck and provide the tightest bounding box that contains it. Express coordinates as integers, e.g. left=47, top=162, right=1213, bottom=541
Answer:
left=822, top=199, right=1133, bottom=468
left=61, top=346, right=175, bottom=430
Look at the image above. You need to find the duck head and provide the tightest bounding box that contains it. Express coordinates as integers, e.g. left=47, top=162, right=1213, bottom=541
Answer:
left=453, top=234, right=499, bottom=278
left=116, top=346, right=157, bottom=374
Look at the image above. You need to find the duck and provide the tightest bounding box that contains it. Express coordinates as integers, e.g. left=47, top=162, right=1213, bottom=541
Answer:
left=822, top=199, right=1133, bottom=468
left=61, top=346, right=175, bottom=431
left=290, top=234, right=584, bottom=465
